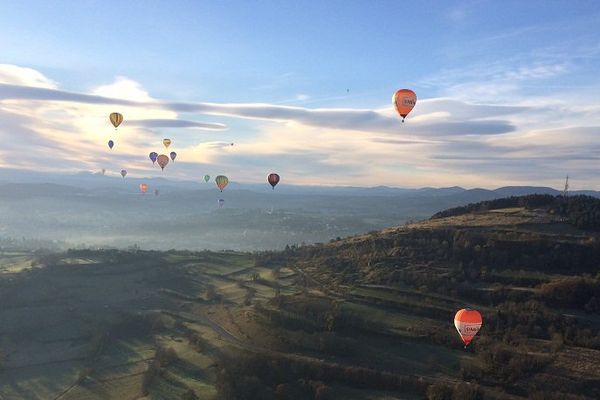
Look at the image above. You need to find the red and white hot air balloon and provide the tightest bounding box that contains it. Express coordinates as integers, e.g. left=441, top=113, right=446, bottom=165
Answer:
left=454, top=308, right=482, bottom=347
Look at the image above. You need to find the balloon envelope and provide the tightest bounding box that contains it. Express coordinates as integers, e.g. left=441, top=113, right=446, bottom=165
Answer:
left=454, top=309, right=482, bottom=346
left=157, top=154, right=169, bottom=170
left=204, top=174, right=210, bottom=183
left=139, top=183, right=148, bottom=194
left=149, top=152, right=158, bottom=164
left=392, top=89, right=417, bottom=122
left=108, top=140, right=114, bottom=149
left=215, top=175, right=229, bottom=192
left=120, top=169, right=127, bottom=178
left=163, top=138, right=172, bottom=148
left=170, top=151, right=177, bottom=161
left=268, top=173, right=280, bottom=189
left=109, top=112, right=123, bottom=129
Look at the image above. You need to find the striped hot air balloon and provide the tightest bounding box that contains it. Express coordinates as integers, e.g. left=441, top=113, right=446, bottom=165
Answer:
left=215, top=175, right=229, bottom=192
left=109, top=112, right=123, bottom=129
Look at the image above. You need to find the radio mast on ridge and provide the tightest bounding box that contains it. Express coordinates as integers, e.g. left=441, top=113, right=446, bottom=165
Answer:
left=563, top=175, right=569, bottom=197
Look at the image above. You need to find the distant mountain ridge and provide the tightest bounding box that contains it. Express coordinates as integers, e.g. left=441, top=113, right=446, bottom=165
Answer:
left=0, top=168, right=595, bottom=198
left=1, top=167, right=598, bottom=251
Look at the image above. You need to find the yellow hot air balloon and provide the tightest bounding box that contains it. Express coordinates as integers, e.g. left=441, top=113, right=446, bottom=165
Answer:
left=215, top=175, right=229, bottom=192
left=109, top=112, right=124, bottom=129
left=163, top=138, right=172, bottom=149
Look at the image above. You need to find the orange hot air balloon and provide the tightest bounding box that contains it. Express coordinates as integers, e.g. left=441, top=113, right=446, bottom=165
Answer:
left=156, top=154, right=169, bottom=170
left=392, top=89, right=417, bottom=122
left=139, top=183, right=148, bottom=194
left=109, top=112, right=123, bottom=129
left=454, top=309, right=482, bottom=347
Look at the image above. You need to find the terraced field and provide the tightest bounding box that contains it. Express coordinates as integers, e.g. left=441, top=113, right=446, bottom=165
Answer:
left=1, top=205, right=599, bottom=399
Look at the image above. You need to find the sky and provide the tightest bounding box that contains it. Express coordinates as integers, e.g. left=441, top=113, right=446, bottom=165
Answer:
left=0, top=0, right=599, bottom=189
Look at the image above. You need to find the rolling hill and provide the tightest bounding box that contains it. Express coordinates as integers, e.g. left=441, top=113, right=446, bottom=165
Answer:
left=0, top=194, right=599, bottom=399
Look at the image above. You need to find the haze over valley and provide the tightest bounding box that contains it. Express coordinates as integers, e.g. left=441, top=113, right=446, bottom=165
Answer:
left=1, top=170, right=593, bottom=251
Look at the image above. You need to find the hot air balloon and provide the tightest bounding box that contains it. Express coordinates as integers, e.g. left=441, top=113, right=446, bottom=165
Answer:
left=108, top=140, right=114, bottom=150
left=101, top=168, right=106, bottom=175
left=215, top=175, right=229, bottom=192
left=154, top=189, right=160, bottom=196
left=120, top=169, right=127, bottom=178
left=149, top=152, right=158, bottom=164
left=109, top=112, right=123, bottom=129
left=139, top=183, right=148, bottom=194
left=268, top=173, right=280, bottom=190
left=170, top=151, right=177, bottom=162
left=204, top=174, right=210, bottom=183
left=393, top=89, right=417, bottom=122
left=163, top=138, right=172, bottom=149
left=218, top=198, right=225, bottom=208
left=454, top=309, right=482, bottom=347
left=157, top=154, right=169, bottom=170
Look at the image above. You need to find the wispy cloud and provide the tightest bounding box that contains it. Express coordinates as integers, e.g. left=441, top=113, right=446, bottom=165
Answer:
left=1, top=64, right=600, bottom=189
left=127, top=119, right=227, bottom=130
left=0, top=83, right=518, bottom=137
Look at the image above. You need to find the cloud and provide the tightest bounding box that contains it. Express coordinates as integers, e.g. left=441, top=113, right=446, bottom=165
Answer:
left=201, top=141, right=236, bottom=149
left=1, top=83, right=518, bottom=137
left=413, top=98, right=529, bottom=120
left=0, top=64, right=57, bottom=89
left=92, top=77, right=154, bottom=102
left=371, top=137, right=440, bottom=146
left=1, top=64, right=600, bottom=189
left=127, top=119, right=227, bottom=130
left=0, top=83, right=139, bottom=106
